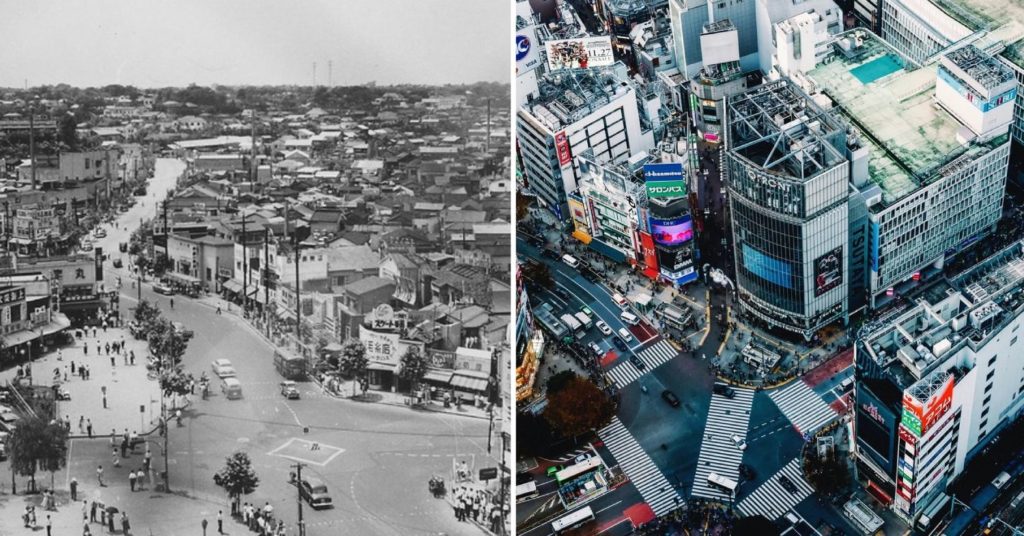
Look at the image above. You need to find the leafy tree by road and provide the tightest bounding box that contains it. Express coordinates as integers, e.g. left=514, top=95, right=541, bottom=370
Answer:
left=147, top=318, right=188, bottom=368
left=521, top=262, right=554, bottom=289
left=7, top=416, right=68, bottom=492
left=545, top=371, right=577, bottom=396
left=543, top=377, right=615, bottom=439
left=134, top=299, right=161, bottom=330
left=397, top=346, right=428, bottom=391
left=337, top=340, right=369, bottom=396
left=213, top=451, right=260, bottom=515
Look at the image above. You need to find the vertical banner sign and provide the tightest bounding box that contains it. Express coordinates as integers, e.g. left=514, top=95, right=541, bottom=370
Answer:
left=639, top=231, right=658, bottom=273
left=555, top=131, right=571, bottom=167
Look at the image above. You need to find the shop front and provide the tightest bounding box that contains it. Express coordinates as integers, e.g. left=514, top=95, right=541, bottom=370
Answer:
left=449, top=370, right=490, bottom=406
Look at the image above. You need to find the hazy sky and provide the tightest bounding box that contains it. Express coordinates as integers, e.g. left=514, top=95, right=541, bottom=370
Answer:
left=0, top=0, right=509, bottom=88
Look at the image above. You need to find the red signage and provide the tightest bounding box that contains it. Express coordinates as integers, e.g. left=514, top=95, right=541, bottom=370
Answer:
left=555, top=131, right=572, bottom=167
left=639, top=231, right=658, bottom=274
left=903, top=375, right=955, bottom=437
left=898, top=424, right=917, bottom=446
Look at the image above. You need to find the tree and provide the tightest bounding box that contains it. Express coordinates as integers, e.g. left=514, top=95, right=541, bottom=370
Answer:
left=213, top=451, right=260, bottom=516
left=134, top=299, right=161, bottom=330
left=545, top=371, right=577, bottom=395
left=521, top=262, right=554, bottom=289
left=516, top=411, right=557, bottom=458
left=337, top=340, right=369, bottom=397
left=7, top=416, right=68, bottom=492
left=38, top=421, right=69, bottom=490
left=397, top=346, right=428, bottom=392
left=159, top=368, right=195, bottom=399
left=148, top=318, right=188, bottom=368
left=542, top=377, right=615, bottom=439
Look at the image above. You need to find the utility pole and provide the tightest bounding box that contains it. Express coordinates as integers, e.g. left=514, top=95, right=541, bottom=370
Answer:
left=241, top=212, right=248, bottom=314
left=292, top=462, right=306, bottom=536
left=486, top=98, right=491, bottom=154
left=250, top=110, right=257, bottom=192
left=294, top=237, right=301, bottom=348
left=29, top=102, right=36, bottom=191
left=264, top=227, right=270, bottom=338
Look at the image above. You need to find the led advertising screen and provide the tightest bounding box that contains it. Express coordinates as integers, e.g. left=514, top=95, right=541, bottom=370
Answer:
left=656, top=245, right=692, bottom=272
left=814, top=246, right=843, bottom=297
left=555, top=131, right=571, bottom=167
left=649, top=216, right=694, bottom=247
left=644, top=162, right=686, bottom=199
left=742, top=244, right=793, bottom=289
left=545, top=37, right=614, bottom=71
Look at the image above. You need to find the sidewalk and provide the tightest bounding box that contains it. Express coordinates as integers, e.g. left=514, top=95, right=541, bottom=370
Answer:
left=187, top=293, right=495, bottom=421
left=0, top=324, right=165, bottom=440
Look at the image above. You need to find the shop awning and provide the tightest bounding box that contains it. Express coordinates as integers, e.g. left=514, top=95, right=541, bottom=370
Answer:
left=2, top=329, right=41, bottom=347
left=367, top=362, right=398, bottom=372
left=589, top=240, right=628, bottom=263
left=8, top=237, right=33, bottom=245
left=450, top=371, right=489, bottom=392
left=40, top=313, right=72, bottom=336
left=571, top=229, right=592, bottom=245
left=222, top=280, right=243, bottom=294
left=423, top=369, right=454, bottom=384
left=248, top=290, right=267, bottom=304
left=275, top=308, right=295, bottom=322
left=166, top=272, right=201, bottom=285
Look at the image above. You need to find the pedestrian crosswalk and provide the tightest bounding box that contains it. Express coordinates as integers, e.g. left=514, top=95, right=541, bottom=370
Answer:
left=606, top=340, right=678, bottom=388
left=767, top=380, right=837, bottom=436
left=690, top=387, right=756, bottom=501
left=598, top=417, right=681, bottom=516
left=735, top=458, right=814, bottom=520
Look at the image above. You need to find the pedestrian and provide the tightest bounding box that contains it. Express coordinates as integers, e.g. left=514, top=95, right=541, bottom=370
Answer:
left=96, top=465, right=104, bottom=487
left=71, top=476, right=78, bottom=500
left=218, top=510, right=223, bottom=534
left=110, top=355, right=115, bottom=367
left=121, top=438, right=127, bottom=458
left=46, top=514, right=52, bottom=536
left=84, top=342, right=88, bottom=356
left=129, top=469, right=136, bottom=491
left=121, top=512, right=130, bottom=535
left=112, top=447, right=120, bottom=467
left=124, top=353, right=128, bottom=365
left=129, top=350, right=135, bottom=365
left=87, top=419, right=93, bottom=437
left=107, top=510, right=114, bottom=533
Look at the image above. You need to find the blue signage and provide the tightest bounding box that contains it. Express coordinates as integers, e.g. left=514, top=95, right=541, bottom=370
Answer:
left=644, top=162, right=686, bottom=199
left=742, top=244, right=793, bottom=289
left=516, top=35, right=531, bottom=62
left=870, top=221, right=880, bottom=273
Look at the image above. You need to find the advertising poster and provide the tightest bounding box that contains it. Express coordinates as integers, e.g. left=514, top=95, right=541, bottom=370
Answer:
left=545, top=37, right=614, bottom=71
left=644, top=162, right=686, bottom=199
left=919, top=376, right=954, bottom=435
left=649, top=216, right=694, bottom=247
left=814, top=246, right=843, bottom=296
left=657, top=246, right=692, bottom=272
left=639, top=231, right=658, bottom=273
left=360, top=328, right=404, bottom=366
left=515, top=26, right=542, bottom=75
left=555, top=131, right=571, bottom=167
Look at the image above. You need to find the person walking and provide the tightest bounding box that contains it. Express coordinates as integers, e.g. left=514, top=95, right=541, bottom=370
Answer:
left=87, top=419, right=93, bottom=437
left=217, top=510, right=223, bottom=534
left=70, top=476, right=78, bottom=500
left=46, top=514, right=52, bottom=536
left=121, top=512, right=130, bottom=535
left=129, top=470, right=136, bottom=491
left=96, top=465, right=104, bottom=487
left=112, top=447, right=120, bottom=467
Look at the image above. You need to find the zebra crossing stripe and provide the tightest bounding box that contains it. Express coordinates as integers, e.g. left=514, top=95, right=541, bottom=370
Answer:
left=735, top=458, right=814, bottom=520
left=767, top=381, right=838, bottom=436
left=605, top=340, right=678, bottom=388
left=690, top=388, right=755, bottom=501
left=598, top=417, right=681, bottom=516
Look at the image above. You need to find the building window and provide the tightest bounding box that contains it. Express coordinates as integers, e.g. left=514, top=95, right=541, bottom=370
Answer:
left=983, top=394, right=992, bottom=406
left=989, top=355, right=999, bottom=367
left=987, top=370, right=996, bottom=380
left=985, top=383, right=994, bottom=394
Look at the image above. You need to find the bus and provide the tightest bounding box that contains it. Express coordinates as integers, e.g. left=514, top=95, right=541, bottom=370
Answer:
left=707, top=472, right=738, bottom=494
left=551, top=506, right=595, bottom=533
left=554, top=457, right=603, bottom=484
left=574, top=311, right=593, bottom=329
left=515, top=481, right=539, bottom=501
left=274, top=351, right=307, bottom=380
left=560, top=313, right=584, bottom=338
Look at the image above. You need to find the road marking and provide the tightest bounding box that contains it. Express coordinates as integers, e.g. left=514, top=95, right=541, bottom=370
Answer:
left=767, top=381, right=838, bottom=436
left=598, top=418, right=680, bottom=516
left=735, top=458, right=814, bottom=520
left=690, top=388, right=755, bottom=501
left=605, top=340, right=678, bottom=388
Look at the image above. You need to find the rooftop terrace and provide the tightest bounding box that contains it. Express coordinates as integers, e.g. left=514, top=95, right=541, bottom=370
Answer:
left=526, top=68, right=632, bottom=131
left=807, top=30, right=1006, bottom=207
left=926, top=0, right=1024, bottom=68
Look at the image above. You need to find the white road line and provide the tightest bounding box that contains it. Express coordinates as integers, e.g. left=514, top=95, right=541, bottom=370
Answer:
left=735, top=458, right=814, bottom=520
left=690, top=388, right=755, bottom=501
left=598, top=417, right=681, bottom=516
left=767, top=381, right=838, bottom=436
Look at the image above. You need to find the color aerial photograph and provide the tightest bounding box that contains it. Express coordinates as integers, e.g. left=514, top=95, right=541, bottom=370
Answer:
left=0, top=1, right=511, bottom=535
left=514, top=0, right=1024, bottom=535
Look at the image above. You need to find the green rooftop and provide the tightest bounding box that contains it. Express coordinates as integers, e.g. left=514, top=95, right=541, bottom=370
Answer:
left=807, top=30, right=1007, bottom=207
left=930, top=0, right=1024, bottom=68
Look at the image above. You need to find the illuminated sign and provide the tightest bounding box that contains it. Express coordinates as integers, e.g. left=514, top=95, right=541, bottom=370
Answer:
left=644, top=163, right=686, bottom=199
left=901, top=408, right=922, bottom=437
left=902, top=375, right=954, bottom=438
left=639, top=231, right=658, bottom=276
left=861, top=402, right=885, bottom=424
left=813, top=246, right=843, bottom=297
left=515, top=26, right=542, bottom=75
left=555, top=131, right=571, bottom=167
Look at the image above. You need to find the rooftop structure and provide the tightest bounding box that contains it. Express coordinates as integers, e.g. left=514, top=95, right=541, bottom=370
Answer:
left=526, top=69, right=633, bottom=132
left=805, top=30, right=1009, bottom=207
left=927, top=0, right=1024, bottom=65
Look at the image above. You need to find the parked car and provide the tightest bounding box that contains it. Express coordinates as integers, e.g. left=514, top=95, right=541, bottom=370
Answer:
left=211, top=359, right=237, bottom=378
left=153, top=282, right=174, bottom=295
left=596, top=320, right=612, bottom=335
left=661, top=390, right=681, bottom=408
left=298, top=477, right=333, bottom=509
left=280, top=381, right=300, bottom=399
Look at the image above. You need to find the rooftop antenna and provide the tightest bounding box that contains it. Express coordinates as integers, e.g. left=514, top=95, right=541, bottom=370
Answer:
left=328, top=61, right=333, bottom=87
left=312, top=62, right=317, bottom=86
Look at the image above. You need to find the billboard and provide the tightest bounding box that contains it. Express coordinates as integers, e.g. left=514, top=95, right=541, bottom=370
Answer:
left=656, top=245, right=692, bottom=272
left=545, top=37, right=614, bottom=71
left=650, top=216, right=694, bottom=247
left=360, top=328, right=404, bottom=366
left=644, top=162, right=686, bottom=199
left=814, top=246, right=843, bottom=296
left=639, top=231, right=658, bottom=273
left=900, top=375, right=954, bottom=438
left=554, top=131, right=572, bottom=167
left=742, top=244, right=793, bottom=289
left=515, top=26, right=542, bottom=75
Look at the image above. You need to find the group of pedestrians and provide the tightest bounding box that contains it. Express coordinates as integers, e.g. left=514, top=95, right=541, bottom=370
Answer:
left=449, top=485, right=503, bottom=532
left=83, top=499, right=131, bottom=536
left=633, top=500, right=735, bottom=535
left=241, top=502, right=285, bottom=536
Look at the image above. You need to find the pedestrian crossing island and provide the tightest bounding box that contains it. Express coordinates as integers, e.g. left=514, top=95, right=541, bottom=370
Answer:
left=267, top=438, right=345, bottom=466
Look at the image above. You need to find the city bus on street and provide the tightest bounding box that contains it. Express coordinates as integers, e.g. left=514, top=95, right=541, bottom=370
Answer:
left=516, top=481, right=539, bottom=502
left=551, top=505, right=595, bottom=534
left=707, top=472, right=738, bottom=494
left=274, top=351, right=307, bottom=380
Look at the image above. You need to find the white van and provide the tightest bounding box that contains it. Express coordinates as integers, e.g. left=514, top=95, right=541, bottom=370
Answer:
left=561, top=254, right=579, bottom=268
left=611, top=293, right=628, bottom=308
left=617, top=328, right=634, bottom=342
left=620, top=311, right=640, bottom=325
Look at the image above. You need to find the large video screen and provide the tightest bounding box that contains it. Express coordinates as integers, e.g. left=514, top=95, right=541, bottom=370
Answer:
left=742, top=244, right=793, bottom=289
left=813, top=246, right=843, bottom=297
left=650, top=216, right=693, bottom=247
left=545, top=37, right=614, bottom=71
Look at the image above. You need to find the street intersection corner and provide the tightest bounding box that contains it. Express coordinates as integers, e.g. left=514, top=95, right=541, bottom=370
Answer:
left=267, top=437, right=345, bottom=467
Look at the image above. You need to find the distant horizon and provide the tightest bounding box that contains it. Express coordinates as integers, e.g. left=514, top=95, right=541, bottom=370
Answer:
left=0, top=0, right=509, bottom=88
left=0, top=80, right=510, bottom=93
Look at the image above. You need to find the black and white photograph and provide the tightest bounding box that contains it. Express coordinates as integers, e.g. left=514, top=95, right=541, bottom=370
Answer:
left=0, top=1, right=510, bottom=535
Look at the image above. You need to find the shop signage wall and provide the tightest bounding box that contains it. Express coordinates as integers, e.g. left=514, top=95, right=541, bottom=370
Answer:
left=644, top=163, right=686, bottom=199
left=555, top=131, right=571, bottom=167
left=813, top=246, right=843, bottom=296
left=639, top=231, right=658, bottom=273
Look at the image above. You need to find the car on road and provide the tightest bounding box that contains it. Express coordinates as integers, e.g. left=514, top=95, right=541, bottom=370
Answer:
left=629, top=355, right=646, bottom=369
left=298, top=477, right=333, bottom=509
left=211, top=359, right=237, bottom=378
left=661, top=390, right=681, bottom=407
left=280, top=381, right=300, bottom=399
left=171, top=321, right=194, bottom=340
left=542, top=249, right=559, bottom=260
left=580, top=306, right=594, bottom=316
left=588, top=342, right=603, bottom=356
left=612, top=337, right=628, bottom=352
left=713, top=384, right=736, bottom=398
left=731, top=434, right=747, bottom=451
left=617, top=328, right=634, bottom=343
left=778, top=475, right=799, bottom=493
left=153, top=282, right=174, bottom=295
left=93, top=229, right=107, bottom=239
left=596, top=320, right=612, bottom=335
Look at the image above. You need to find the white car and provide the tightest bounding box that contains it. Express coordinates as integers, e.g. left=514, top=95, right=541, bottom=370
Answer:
left=588, top=342, right=603, bottom=356
left=596, top=320, right=612, bottom=335
left=617, top=328, right=634, bottom=343
left=732, top=434, right=747, bottom=451
left=211, top=359, right=237, bottom=378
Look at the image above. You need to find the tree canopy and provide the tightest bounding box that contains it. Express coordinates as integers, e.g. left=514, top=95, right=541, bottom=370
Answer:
left=7, top=416, right=68, bottom=485
left=397, top=346, right=428, bottom=387
left=213, top=451, right=260, bottom=501
left=543, top=377, right=615, bottom=439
